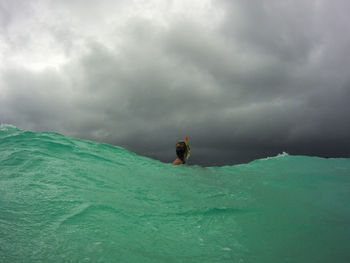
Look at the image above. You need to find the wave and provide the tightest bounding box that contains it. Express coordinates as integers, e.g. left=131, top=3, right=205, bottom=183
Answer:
left=1, top=126, right=350, bottom=262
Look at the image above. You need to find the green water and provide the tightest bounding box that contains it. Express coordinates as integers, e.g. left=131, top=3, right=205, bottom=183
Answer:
left=1, top=125, right=349, bottom=262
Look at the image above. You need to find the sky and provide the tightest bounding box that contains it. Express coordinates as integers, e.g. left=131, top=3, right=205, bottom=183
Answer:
left=1, top=0, right=350, bottom=166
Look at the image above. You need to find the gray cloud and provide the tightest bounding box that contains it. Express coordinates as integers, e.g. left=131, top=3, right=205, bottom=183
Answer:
left=1, top=0, right=350, bottom=165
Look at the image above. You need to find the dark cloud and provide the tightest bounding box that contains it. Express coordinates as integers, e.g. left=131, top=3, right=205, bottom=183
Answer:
left=1, top=0, right=350, bottom=166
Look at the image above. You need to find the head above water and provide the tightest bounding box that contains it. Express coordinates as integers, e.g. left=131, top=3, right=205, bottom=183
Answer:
left=176, top=141, right=189, bottom=161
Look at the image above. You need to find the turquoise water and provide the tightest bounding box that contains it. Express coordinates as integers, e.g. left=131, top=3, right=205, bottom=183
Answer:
left=1, top=125, right=349, bottom=263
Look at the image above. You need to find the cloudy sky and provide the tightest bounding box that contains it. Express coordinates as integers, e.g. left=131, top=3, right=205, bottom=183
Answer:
left=1, top=0, right=349, bottom=165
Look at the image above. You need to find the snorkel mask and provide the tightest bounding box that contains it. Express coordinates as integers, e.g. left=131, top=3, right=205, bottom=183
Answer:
left=185, top=136, right=191, bottom=159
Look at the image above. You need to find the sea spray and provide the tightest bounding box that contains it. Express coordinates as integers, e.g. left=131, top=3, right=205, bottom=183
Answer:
left=1, top=125, right=350, bottom=262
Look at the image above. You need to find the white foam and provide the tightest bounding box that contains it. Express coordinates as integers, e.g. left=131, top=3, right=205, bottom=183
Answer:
left=261, top=151, right=289, bottom=161
left=0, top=123, right=18, bottom=131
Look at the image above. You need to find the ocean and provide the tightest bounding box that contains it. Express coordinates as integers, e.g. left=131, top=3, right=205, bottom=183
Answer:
left=1, top=124, right=349, bottom=262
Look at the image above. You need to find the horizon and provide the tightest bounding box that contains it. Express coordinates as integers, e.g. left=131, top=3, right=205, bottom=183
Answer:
left=1, top=123, right=347, bottom=167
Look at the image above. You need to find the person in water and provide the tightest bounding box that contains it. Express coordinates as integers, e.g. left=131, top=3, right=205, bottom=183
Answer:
left=172, top=141, right=189, bottom=165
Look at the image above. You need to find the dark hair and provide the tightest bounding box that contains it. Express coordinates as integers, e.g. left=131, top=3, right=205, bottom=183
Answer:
left=176, top=141, right=187, bottom=160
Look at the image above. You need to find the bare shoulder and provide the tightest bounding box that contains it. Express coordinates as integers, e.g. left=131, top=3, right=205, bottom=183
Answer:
left=172, top=158, right=183, bottom=165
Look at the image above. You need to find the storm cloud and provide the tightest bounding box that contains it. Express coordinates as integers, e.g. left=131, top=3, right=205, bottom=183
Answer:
left=1, top=0, right=350, bottom=165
